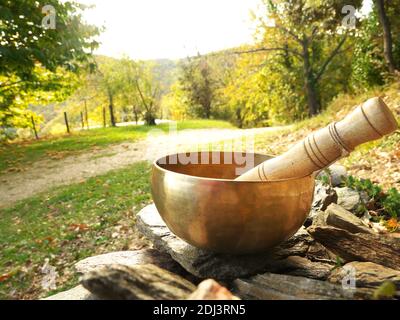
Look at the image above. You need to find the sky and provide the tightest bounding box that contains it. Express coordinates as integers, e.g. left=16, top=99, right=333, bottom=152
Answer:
left=78, top=0, right=373, bottom=61
left=79, top=0, right=260, bottom=60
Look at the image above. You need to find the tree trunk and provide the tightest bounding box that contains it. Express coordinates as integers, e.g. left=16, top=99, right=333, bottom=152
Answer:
left=302, top=40, right=320, bottom=116
left=236, top=107, right=245, bottom=128
left=133, top=106, right=139, bottom=125
left=205, top=107, right=211, bottom=119
left=108, top=93, right=116, bottom=127
left=375, top=0, right=397, bottom=73
left=144, top=111, right=156, bottom=125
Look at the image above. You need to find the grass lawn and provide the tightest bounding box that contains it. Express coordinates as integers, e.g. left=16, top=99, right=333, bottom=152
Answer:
left=0, top=119, right=235, bottom=173
left=0, top=161, right=152, bottom=300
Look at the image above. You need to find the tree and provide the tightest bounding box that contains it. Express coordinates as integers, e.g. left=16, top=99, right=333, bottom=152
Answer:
left=134, top=64, right=161, bottom=126
left=179, top=55, right=216, bottom=119
left=374, top=0, right=398, bottom=74
left=117, top=58, right=161, bottom=126
left=0, top=0, right=99, bottom=137
left=119, top=58, right=144, bottom=124
left=95, top=57, right=125, bottom=127
left=246, top=0, right=362, bottom=116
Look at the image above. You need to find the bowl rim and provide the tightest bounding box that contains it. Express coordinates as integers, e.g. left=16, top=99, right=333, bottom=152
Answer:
left=153, top=151, right=316, bottom=183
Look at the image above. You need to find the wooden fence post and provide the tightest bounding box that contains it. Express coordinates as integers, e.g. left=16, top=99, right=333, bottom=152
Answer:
left=84, top=99, right=89, bottom=130
left=80, top=111, right=85, bottom=129
left=64, top=111, right=70, bottom=134
left=31, top=116, right=39, bottom=140
left=103, top=107, right=106, bottom=128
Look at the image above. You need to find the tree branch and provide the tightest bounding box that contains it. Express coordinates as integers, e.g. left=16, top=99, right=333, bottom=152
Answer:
left=134, top=79, right=149, bottom=111
left=275, top=24, right=302, bottom=44
left=233, top=47, right=303, bottom=59
left=308, top=26, right=319, bottom=43
left=315, top=35, right=348, bottom=82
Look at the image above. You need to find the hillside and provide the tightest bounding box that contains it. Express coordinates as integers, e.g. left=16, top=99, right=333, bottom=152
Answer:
left=254, top=82, right=400, bottom=190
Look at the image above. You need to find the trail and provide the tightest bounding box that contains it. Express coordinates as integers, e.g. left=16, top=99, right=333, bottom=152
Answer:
left=0, top=126, right=287, bottom=208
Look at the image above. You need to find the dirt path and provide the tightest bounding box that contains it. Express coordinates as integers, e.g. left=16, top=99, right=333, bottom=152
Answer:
left=0, top=126, right=286, bottom=208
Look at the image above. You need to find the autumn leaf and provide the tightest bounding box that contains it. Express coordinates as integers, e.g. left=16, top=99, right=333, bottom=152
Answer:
left=386, top=218, right=399, bottom=232
left=0, top=273, right=11, bottom=282
left=68, top=223, right=90, bottom=232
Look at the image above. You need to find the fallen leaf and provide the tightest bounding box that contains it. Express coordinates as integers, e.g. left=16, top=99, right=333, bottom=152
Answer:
left=68, top=223, right=90, bottom=232
left=0, top=273, right=11, bottom=282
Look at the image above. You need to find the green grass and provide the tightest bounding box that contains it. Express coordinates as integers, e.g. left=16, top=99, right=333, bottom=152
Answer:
left=0, top=120, right=235, bottom=173
left=0, top=161, right=152, bottom=300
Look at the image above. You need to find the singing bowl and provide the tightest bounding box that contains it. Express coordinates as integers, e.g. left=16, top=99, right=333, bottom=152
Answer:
left=151, top=151, right=315, bottom=254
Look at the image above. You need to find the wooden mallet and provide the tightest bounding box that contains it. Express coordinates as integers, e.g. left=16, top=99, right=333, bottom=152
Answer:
left=236, top=97, right=398, bottom=181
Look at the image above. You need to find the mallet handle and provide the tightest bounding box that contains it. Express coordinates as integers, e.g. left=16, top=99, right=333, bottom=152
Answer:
left=236, top=97, right=398, bottom=181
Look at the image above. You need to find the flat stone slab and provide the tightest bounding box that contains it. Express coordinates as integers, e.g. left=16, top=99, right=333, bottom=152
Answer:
left=75, top=249, right=184, bottom=275
left=43, top=285, right=97, bottom=300
left=81, top=264, right=196, bottom=300
left=136, top=204, right=335, bottom=279
left=232, top=272, right=357, bottom=300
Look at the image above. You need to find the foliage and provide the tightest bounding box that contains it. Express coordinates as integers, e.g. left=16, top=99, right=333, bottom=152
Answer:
left=342, top=175, right=400, bottom=218
left=350, top=11, right=385, bottom=89
left=372, top=281, right=396, bottom=300
left=178, top=55, right=217, bottom=119
left=162, top=82, right=190, bottom=120
left=0, top=0, right=100, bottom=138
left=251, top=0, right=362, bottom=116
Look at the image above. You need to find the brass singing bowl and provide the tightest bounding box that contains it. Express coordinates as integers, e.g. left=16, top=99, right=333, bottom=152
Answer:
left=151, top=151, right=315, bottom=254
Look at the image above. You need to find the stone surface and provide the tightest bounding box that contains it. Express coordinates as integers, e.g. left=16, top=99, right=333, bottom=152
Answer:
left=328, top=261, right=400, bottom=290
left=334, top=187, right=361, bottom=211
left=81, top=264, right=196, bottom=300
left=317, top=164, right=348, bottom=187
left=311, top=210, right=328, bottom=227
left=232, top=272, right=355, bottom=300
left=307, top=226, right=400, bottom=271
left=325, top=203, right=373, bottom=234
left=43, top=285, right=97, bottom=300
left=188, top=279, right=240, bottom=300
left=75, top=249, right=187, bottom=276
left=136, top=205, right=335, bottom=279
left=306, top=183, right=337, bottom=226
left=267, top=256, right=333, bottom=280
left=312, top=183, right=338, bottom=212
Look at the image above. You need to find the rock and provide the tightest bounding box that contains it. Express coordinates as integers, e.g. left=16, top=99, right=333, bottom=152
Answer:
left=306, top=183, right=337, bottom=226
left=273, top=226, right=336, bottom=264
left=317, top=165, right=348, bottom=187
left=75, top=249, right=187, bottom=276
left=43, top=285, right=97, bottom=300
left=313, top=183, right=338, bottom=211
left=325, top=203, right=373, bottom=234
left=136, top=205, right=335, bottom=279
left=270, top=256, right=333, bottom=280
left=188, top=279, right=240, bottom=300
left=310, top=210, right=328, bottom=227
left=334, top=187, right=360, bottom=211
left=328, top=262, right=400, bottom=291
left=81, top=264, right=196, bottom=300
left=232, top=272, right=356, bottom=300
left=307, top=226, right=400, bottom=270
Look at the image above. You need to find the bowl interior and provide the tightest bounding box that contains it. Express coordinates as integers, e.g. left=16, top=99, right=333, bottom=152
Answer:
left=156, top=151, right=272, bottom=180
